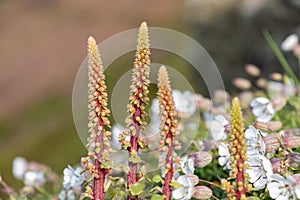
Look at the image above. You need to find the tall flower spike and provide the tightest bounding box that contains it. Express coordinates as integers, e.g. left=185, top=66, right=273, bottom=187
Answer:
left=226, top=98, right=249, bottom=200
left=158, top=66, right=180, bottom=200
left=124, top=22, right=150, bottom=200
left=83, top=36, right=112, bottom=200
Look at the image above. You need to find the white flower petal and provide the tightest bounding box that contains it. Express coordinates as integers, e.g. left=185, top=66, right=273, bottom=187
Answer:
left=267, top=182, right=282, bottom=199
left=245, top=126, right=258, bottom=140
left=210, top=121, right=223, bottom=132
left=260, top=156, right=273, bottom=178
left=24, top=171, right=46, bottom=187
left=252, top=105, right=266, bottom=116
left=218, top=143, right=229, bottom=157
left=12, top=157, right=28, bottom=180
left=266, top=103, right=275, bottom=114
left=218, top=157, right=228, bottom=166
left=270, top=174, right=286, bottom=184
left=172, top=187, right=186, bottom=199
left=281, top=34, right=299, bottom=51
left=215, top=115, right=229, bottom=125
left=253, top=175, right=268, bottom=189
left=295, top=185, right=300, bottom=199
left=247, top=168, right=263, bottom=183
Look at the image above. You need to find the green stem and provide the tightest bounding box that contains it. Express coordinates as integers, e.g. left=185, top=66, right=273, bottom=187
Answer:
left=34, top=184, right=51, bottom=198
left=263, top=30, right=300, bottom=86
left=198, top=178, right=221, bottom=188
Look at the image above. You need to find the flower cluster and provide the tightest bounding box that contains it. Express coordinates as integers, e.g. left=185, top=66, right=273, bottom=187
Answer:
left=2, top=23, right=300, bottom=200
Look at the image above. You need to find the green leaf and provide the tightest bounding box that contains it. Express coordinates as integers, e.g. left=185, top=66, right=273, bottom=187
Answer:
left=129, top=155, right=142, bottom=163
left=152, top=175, right=163, bottom=183
left=247, top=197, right=260, bottom=200
left=138, top=139, right=146, bottom=149
left=151, top=194, right=166, bottom=200
left=101, top=160, right=113, bottom=169
left=263, top=30, right=300, bottom=86
left=9, top=195, right=17, bottom=200
left=170, top=180, right=181, bottom=189
left=129, top=182, right=145, bottom=196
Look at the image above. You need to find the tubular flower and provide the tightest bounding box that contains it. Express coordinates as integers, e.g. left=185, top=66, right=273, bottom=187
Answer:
left=158, top=66, right=180, bottom=200
left=82, top=36, right=112, bottom=200
left=123, top=22, right=151, bottom=200
left=227, top=97, right=249, bottom=200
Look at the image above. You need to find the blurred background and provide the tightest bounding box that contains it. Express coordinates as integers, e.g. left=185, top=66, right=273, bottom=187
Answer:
left=0, top=0, right=300, bottom=189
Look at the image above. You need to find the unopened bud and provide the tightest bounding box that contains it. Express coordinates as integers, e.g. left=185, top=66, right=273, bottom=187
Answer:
left=196, top=94, right=212, bottom=111
left=284, top=129, right=300, bottom=137
left=288, top=152, right=300, bottom=169
left=245, top=64, right=260, bottom=77
left=267, top=121, right=283, bottom=131
left=232, top=78, right=252, bottom=90
left=193, top=186, right=212, bottom=200
left=254, top=121, right=282, bottom=132
left=271, top=97, right=287, bottom=111
left=213, top=90, right=230, bottom=105
left=188, top=151, right=212, bottom=168
left=284, top=136, right=300, bottom=148
left=293, top=174, right=300, bottom=185
left=185, top=174, right=199, bottom=186
left=292, top=44, right=300, bottom=57
left=264, top=133, right=280, bottom=153
left=238, top=91, right=254, bottom=108
left=269, top=73, right=283, bottom=81
left=254, top=121, right=268, bottom=132
left=256, top=78, right=268, bottom=88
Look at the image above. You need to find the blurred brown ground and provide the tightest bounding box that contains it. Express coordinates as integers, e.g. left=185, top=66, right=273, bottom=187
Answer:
left=0, top=0, right=183, bottom=117
left=0, top=0, right=183, bottom=188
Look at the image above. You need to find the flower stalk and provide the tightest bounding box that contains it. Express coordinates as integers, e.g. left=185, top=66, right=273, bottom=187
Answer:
left=123, top=22, right=150, bottom=200
left=226, top=98, right=249, bottom=200
left=157, top=66, right=179, bottom=200
left=82, top=36, right=112, bottom=200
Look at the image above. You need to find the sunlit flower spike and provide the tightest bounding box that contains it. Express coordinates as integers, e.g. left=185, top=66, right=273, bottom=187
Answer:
left=82, top=36, right=112, bottom=200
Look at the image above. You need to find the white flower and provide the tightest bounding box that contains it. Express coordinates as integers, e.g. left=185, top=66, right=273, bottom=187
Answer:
left=268, top=79, right=296, bottom=98
left=245, top=125, right=266, bottom=156
left=58, top=189, right=76, bottom=200
left=12, top=157, right=28, bottom=180
left=295, top=185, right=300, bottom=199
left=247, top=154, right=273, bottom=189
left=24, top=171, right=46, bottom=187
left=218, top=143, right=231, bottom=170
left=209, top=115, right=229, bottom=141
left=267, top=174, right=298, bottom=200
left=151, top=90, right=197, bottom=118
left=294, top=185, right=300, bottom=199
left=281, top=34, right=299, bottom=51
left=180, top=156, right=195, bottom=175
left=172, top=175, right=194, bottom=200
left=250, top=97, right=275, bottom=122
left=173, top=90, right=197, bottom=117
left=63, top=165, right=85, bottom=189
left=150, top=98, right=160, bottom=117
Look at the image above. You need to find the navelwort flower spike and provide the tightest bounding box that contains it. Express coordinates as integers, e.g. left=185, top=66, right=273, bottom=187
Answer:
left=122, top=21, right=150, bottom=200
left=224, top=97, right=250, bottom=200
left=158, top=66, right=180, bottom=200
left=82, top=36, right=112, bottom=200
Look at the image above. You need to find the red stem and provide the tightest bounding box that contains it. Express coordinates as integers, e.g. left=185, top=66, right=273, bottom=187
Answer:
left=127, top=88, right=143, bottom=200
left=93, top=103, right=107, bottom=200
left=236, top=153, right=246, bottom=199
left=162, top=132, right=174, bottom=200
